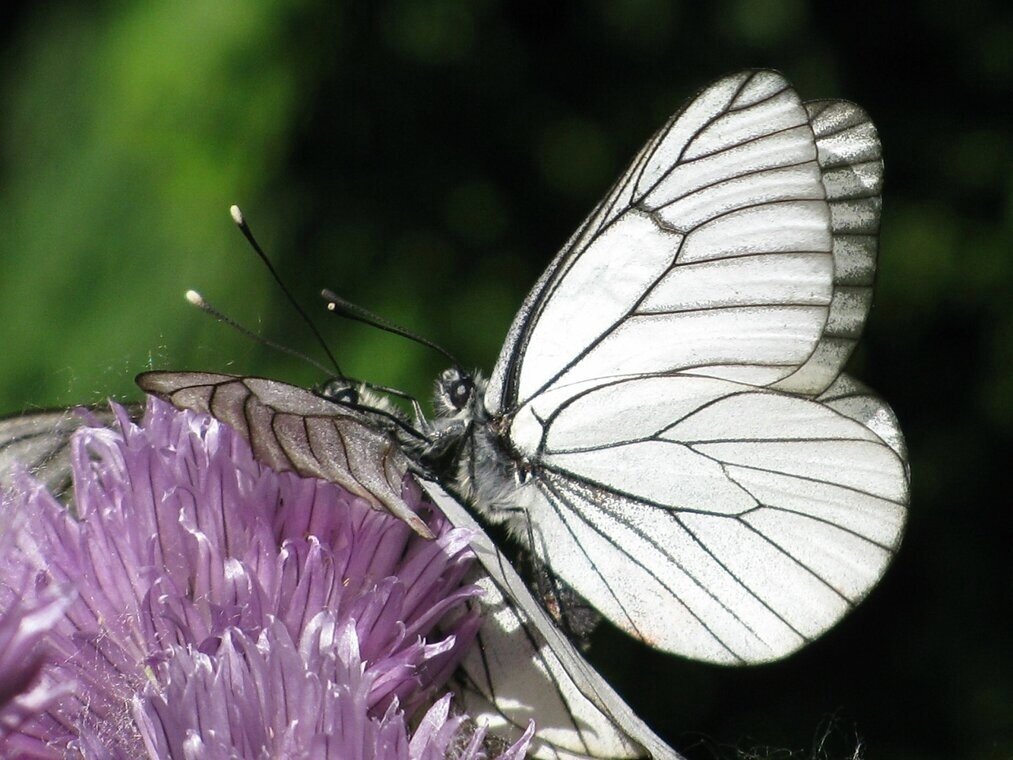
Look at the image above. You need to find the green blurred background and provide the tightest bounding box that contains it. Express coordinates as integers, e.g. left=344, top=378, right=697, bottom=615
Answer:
left=1, top=1, right=1009, bottom=758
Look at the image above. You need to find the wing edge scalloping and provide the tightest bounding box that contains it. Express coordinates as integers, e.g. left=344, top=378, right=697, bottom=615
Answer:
left=769, top=99, right=883, bottom=396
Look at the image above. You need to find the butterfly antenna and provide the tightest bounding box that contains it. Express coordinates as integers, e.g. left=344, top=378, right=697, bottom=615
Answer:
left=189, top=290, right=428, bottom=433
left=230, top=204, right=345, bottom=379
left=320, top=288, right=461, bottom=369
left=185, top=290, right=335, bottom=376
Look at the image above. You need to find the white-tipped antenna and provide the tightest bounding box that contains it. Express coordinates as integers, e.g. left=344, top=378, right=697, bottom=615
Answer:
left=185, top=289, right=334, bottom=376
left=225, top=206, right=430, bottom=437
left=229, top=204, right=345, bottom=379
left=186, top=289, right=427, bottom=440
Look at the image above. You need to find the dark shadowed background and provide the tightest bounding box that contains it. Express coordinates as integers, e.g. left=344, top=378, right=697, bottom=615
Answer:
left=1, top=2, right=1009, bottom=758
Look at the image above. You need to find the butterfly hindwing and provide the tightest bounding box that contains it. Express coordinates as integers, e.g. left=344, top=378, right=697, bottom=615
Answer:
left=136, top=371, right=433, bottom=538
left=511, top=374, right=907, bottom=663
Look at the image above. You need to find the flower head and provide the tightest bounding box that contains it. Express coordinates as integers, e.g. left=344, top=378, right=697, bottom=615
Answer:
left=0, top=398, right=531, bottom=758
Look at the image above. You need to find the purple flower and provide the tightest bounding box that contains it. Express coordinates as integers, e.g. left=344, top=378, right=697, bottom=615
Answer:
left=0, top=398, right=532, bottom=758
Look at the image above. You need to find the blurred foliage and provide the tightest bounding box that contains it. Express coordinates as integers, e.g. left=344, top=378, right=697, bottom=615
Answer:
left=1, top=1, right=1010, bottom=758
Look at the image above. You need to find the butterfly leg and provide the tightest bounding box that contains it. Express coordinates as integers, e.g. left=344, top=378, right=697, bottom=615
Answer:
left=409, top=398, right=428, bottom=430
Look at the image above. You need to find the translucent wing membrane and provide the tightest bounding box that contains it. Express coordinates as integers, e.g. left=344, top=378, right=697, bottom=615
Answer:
left=487, top=70, right=851, bottom=413
left=0, top=406, right=134, bottom=501
left=420, top=478, right=682, bottom=760
left=771, top=100, right=883, bottom=394
left=136, top=371, right=433, bottom=538
left=511, top=374, right=907, bottom=663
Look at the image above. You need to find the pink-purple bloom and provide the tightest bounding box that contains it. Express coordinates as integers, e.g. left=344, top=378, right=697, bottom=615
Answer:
left=0, top=398, right=532, bottom=758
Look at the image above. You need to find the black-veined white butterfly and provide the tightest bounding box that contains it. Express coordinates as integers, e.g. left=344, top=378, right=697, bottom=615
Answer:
left=6, top=70, right=909, bottom=759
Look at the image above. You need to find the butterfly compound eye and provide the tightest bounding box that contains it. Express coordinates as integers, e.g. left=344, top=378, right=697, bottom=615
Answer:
left=448, top=377, right=473, bottom=410
left=333, top=388, right=358, bottom=404
left=319, top=380, right=359, bottom=406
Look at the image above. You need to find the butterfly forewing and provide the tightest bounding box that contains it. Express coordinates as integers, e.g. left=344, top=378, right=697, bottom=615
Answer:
left=486, top=70, right=839, bottom=414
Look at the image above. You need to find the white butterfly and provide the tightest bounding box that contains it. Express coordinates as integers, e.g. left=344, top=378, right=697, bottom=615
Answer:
left=410, top=68, right=908, bottom=665
left=11, top=69, right=909, bottom=760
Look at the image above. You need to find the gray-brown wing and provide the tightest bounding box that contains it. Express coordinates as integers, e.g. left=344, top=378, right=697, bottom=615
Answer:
left=136, top=371, right=433, bottom=538
left=0, top=405, right=141, bottom=503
